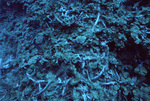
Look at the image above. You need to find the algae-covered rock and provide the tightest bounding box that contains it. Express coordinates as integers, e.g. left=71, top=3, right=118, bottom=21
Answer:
left=28, top=55, right=41, bottom=65
left=72, top=89, right=80, bottom=100
left=90, top=90, right=99, bottom=100
left=130, top=25, right=142, bottom=44
left=75, top=36, right=87, bottom=44
left=88, top=61, right=98, bottom=69
left=123, top=86, right=129, bottom=96
left=140, top=86, right=150, bottom=93
left=108, top=54, right=118, bottom=65
left=35, top=32, right=44, bottom=44
left=134, top=66, right=147, bottom=76
left=132, top=89, right=140, bottom=99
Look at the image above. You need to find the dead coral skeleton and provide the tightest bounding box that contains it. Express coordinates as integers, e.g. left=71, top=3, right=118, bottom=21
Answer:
left=26, top=72, right=52, bottom=96
left=57, top=77, right=72, bottom=96
left=0, top=94, right=6, bottom=101
left=77, top=85, right=91, bottom=101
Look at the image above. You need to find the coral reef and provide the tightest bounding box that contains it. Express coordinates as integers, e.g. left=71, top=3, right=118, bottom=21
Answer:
left=0, top=0, right=150, bottom=100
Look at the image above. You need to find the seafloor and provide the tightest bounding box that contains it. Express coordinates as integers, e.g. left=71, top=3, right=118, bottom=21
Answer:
left=0, top=0, right=150, bottom=100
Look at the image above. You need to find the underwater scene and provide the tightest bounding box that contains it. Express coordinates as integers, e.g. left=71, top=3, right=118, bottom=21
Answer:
left=0, top=0, right=150, bottom=100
